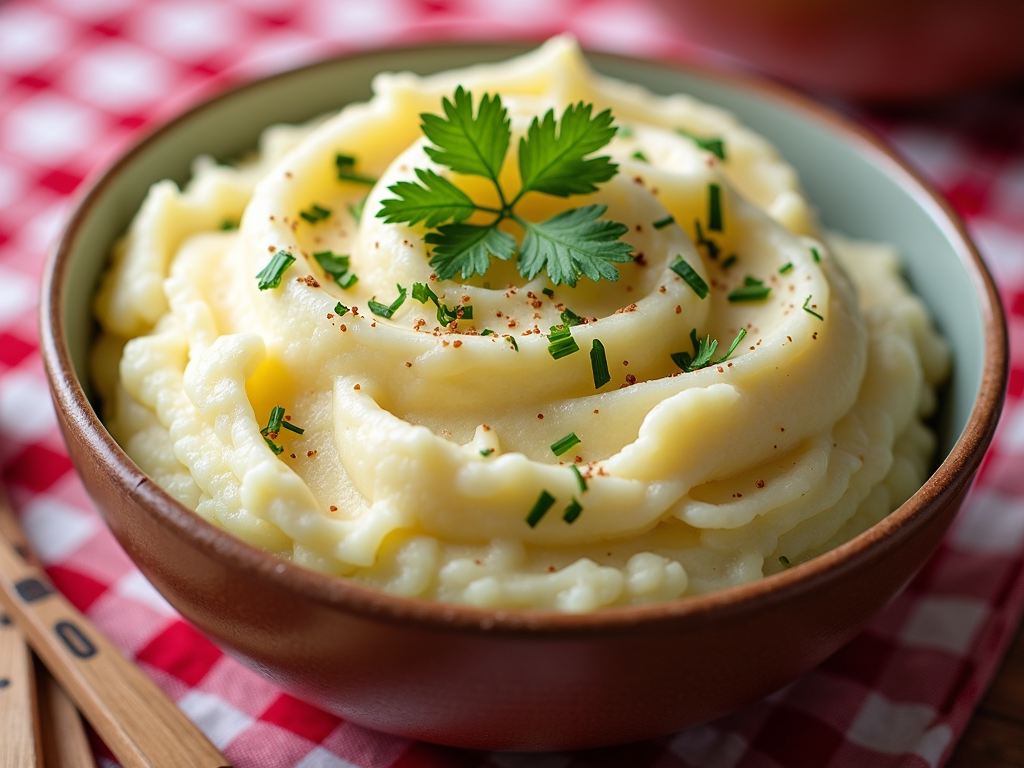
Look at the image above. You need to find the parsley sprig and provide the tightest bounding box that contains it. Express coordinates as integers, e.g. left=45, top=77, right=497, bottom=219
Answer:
left=378, top=88, right=633, bottom=286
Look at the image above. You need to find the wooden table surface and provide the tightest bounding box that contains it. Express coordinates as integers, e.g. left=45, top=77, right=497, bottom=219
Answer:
left=948, top=615, right=1024, bottom=766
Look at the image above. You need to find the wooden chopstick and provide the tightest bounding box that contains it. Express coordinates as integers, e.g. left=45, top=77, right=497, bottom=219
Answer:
left=36, top=657, right=97, bottom=768
left=0, top=485, right=230, bottom=768
left=0, top=600, right=42, bottom=768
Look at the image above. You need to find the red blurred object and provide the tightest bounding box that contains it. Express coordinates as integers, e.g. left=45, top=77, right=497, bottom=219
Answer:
left=662, top=0, right=1024, bottom=100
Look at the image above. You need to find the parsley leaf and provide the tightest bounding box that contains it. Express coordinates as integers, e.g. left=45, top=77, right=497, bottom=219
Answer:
left=378, top=168, right=476, bottom=227
left=516, top=205, right=633, bottom=287
left=517, top=102, right=618, bottom=199
left=425, top=222, right=516, bottom=281
left=420, top=87, right=510, bottom=186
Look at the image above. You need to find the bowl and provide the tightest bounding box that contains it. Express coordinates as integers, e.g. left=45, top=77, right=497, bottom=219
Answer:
left=40, top=43, right=1007, bottom=751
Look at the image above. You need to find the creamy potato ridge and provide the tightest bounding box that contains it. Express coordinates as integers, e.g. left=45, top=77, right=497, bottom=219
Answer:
left=92, top=37, right=949, bottom=612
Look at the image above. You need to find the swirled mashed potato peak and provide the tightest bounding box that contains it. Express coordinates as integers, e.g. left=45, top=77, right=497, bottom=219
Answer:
left=92, top=37, right=949, bottom=612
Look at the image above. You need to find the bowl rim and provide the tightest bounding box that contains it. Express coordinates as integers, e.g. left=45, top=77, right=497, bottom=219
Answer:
left=40, top=41, right=1008, bottom=635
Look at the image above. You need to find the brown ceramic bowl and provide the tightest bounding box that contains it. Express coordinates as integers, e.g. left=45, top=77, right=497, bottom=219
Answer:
left=40, top=44, right=1007, bottom=751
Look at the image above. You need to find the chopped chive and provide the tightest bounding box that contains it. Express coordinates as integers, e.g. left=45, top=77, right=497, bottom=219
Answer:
left=411, top=281, right=468, bottom=325
left=280, top=420, right=304, bottom=435
left=560, top=308, right=585, bottom=327
left=631, top=150, right=649, bottom=163
left=334, top=302, right=349, bottom=316
left=368, top=284, right=407, bottom=319
left=299, top=203, right=331, bottom=223
left=676, top=128, right=727, bottom=160
left=542, top=287, right=554, bottom=298
left=219, top=220, right=237, bottom=231
left=256, top=250, right=295, bottom=290
left=722, top=254, right=737, bottom=269
left=505, top=335, right=519, bottom=351
left=617, top=125, right=633, bottom=138
left=314, top=250, right=358, bottom=289
left=707, top=183, right=723, bottom=232
left=480, top=329, right=496, bottom=336
left=693, top=220, right=720, bottom=260
left=653, top=215, right=675, bottom=230
left=480, top=447, right=494, bottom=457
left=526, top=490, right=556, bottom=528
left=715, top=328, right=747, bottom=363
left=348, top=196, right=367, bottom=223
left=728, top=279, right=771, bottom=302
left=547, top=325, right=579, bottom=359
left=261, top=405, right=285, bottom=436
left=550, top=432, right=581, bottom=457
left=803, top=295, right=824, bottom=320
left=779, top=555, right=792, bottom=568
left=265, top=437, right=284, bottom=455
left=591, top=339, right=610, bottom=389
left=811, top=247, right=821, bottom=262
left=570, top=464, right=588, bottom=493
left=670, top=256, right=709, bottom=299
left=335, top=153, right=377, bottom=185
left=562, top=498, right=583, bottom=524
left=779, top=262, right=794, bottom=274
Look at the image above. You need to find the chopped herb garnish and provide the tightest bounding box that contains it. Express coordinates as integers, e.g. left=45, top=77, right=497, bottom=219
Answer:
left=542, top=287, right=554, bottom=298
left=693, top=220, right=720, bottom=260
left=803, top=295, right=824, bottom=320
left=590, top=339, right=610, bottom=388
left=779, top=262, right=794, bottom=274
left=219, top=220, right=237, bottom=231
left=480, top=329, right=496, bottom=336
left=299, top=203, right=331, bottom=224
left=811, top=247, right=821, bottom=262
left=334, top=302, right=349, bottom=316
left=570, top=464, right=587, bottom=493
left=617, top=125, right=633, bottom=138
left=314, top=250, right=358, bottom=290
left=718, top=328, right=747, bottom=363
left=653, top=214, right=675, bottom=230
left=670, top=256, right=709, bottom=299
left=256, top=250, right=295, bottom=290
left=335, top=153, right=377, bottom=186
left=676, top=128, right=726, bottom=160
left=550, top=432, right=581, bottom=457
left=377, top=88, right=632, bottom=286
left=722, top=254, right=737, bottom=269
left=411, top=281, right=469, bottom=325
left=265, top=437, right=284, bottom=455
left=526, top=490, right=556, bottom=528
left=505, top=335, right=519, bottom=351
left=562, top=498, right=583, bottom=524
left=779, top=555, right=792, bottom=568
left=671, top=327, right=747, bottom=372
left=728, top=276, right=771, bottom=302
left=631, top=150, right=649, bottom=163
left=261, top=405, right=285, bottom=436
left=547, top=325, right=579, bottom=359
left=480, top=447, right=494, bottom=457
left=368, top=284, right=408, bottom=319
left=560, top=307, right=585, bottom=327
left=707, top=182, right=723, bottom=232
left=348, top=196, right=367, bottom=223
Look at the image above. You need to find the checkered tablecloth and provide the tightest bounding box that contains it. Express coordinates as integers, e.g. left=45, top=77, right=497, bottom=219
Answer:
left=1, top=1, right=1023, bottom=766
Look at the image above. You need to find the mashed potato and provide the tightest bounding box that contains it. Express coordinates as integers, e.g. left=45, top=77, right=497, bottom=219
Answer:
left=92, top=37, right=949, bottom=611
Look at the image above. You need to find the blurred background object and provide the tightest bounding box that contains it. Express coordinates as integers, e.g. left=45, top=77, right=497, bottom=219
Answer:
left=660, top=0, right=1024, bottom=100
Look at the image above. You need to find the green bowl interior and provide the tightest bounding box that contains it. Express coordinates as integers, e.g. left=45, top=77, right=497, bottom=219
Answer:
left=64, top=44, right=984, bottom=457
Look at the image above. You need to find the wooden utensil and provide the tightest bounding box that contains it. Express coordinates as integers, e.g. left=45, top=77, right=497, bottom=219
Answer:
left=0, top=485, right=230, bottom=768
left=0, top=597, right=41, bottom=768
left=36, top=657, right=97, bottom=768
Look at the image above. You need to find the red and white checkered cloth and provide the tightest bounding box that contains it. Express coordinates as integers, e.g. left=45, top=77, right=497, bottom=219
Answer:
left=2, top=1, right=1023, bottom=766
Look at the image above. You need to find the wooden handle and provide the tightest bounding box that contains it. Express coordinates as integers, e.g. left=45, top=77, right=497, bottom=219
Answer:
left=0, top=498, right=230, bottom=768
left=0, top=605, right=42, bottom=768
left=36, top=657, right=97, bottom=768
